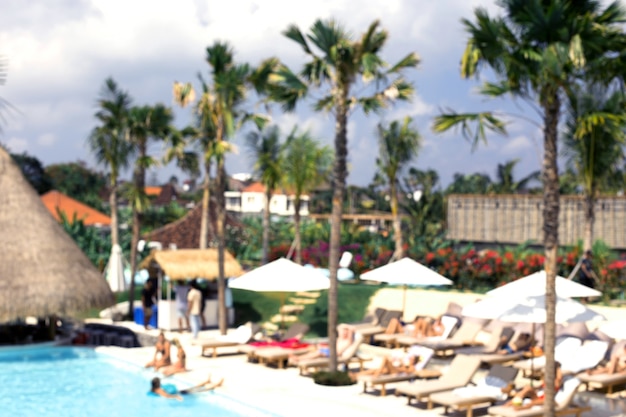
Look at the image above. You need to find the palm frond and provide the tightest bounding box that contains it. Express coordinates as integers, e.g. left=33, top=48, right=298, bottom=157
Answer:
left=387, top=52, right=420, bottom=74
left=433, top=111, right=507, bottom=150
left=283, top=24, right=313, bottom=55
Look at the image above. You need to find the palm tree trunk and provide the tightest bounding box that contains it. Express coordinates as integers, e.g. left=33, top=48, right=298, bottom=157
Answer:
left=216, top=157, right=227, bottom=335
left=109, top=177, right=119, bottom=247
left=294, top=196, right=302, bottom=265
left=390, top=182, right=403, bottom=261
left=583, top=191, right=594, bottom=252
left=128, top=143, right=147, bottom=321
left=328, top=86, right=349, bottom=372
left=262, top=188, right=271, bottom=264
left=199, top=161, right=211, bottom=249
left=542, top=94, right=560, bottom=417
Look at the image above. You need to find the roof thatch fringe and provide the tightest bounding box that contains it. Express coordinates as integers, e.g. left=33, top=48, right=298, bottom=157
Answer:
left=0, top=148, right=114, bottom=322
left=149, top=249, right=243, bottom=280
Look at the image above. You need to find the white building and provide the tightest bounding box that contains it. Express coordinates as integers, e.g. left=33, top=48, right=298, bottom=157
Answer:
left=225, top=181, right=310, bottom=217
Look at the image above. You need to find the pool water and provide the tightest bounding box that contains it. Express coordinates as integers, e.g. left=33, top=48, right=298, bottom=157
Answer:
left=1, top=346, right=277, bottom=417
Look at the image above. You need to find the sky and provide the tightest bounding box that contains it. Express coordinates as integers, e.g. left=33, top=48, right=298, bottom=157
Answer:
left=0, top=0, right=546, bottom=188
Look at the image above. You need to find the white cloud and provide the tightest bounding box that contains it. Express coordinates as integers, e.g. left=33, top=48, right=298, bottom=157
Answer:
left=37, top=133, right=56, bottom=147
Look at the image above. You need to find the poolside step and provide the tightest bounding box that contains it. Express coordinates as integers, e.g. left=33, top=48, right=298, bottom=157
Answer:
left=279, top=305, right=305, bottom=314
left=289, top=297, right=317, bottom=305
left=295, top=291, right=321, bottom=298
left=270, top=314, right=299, bottom=324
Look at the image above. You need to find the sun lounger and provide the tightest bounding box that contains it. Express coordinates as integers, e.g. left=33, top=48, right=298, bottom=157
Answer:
left=296, top=333, right=368, bottom=375
left=358, top=346, right=436, bottom=396
left=394, top=355, right=483, bottom=406
left=578, top=370, right=626, bottom=394
left=351, top=310, right=403, bottom=338
left=252, top=345, right=314, bottom=369
left=374, top=315, right=459, bottom=348
left=559, top=340, right=610, bottom=375
left=402, top=321, right=485, bottom=355
left=513, top=337, right=582, bottom=378
left=200, top=324, right=257, bottom=358
left=487, top=377, right=589, bottom=417
left=429, top=364, right=519, bottom=417
left=455, top=326, right=515, bottom=355
left=238, top=322, right=310, bottom=360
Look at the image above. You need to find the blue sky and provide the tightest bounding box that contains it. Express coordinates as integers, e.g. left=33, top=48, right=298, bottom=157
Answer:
left=0, top=0, right=544, bottom=187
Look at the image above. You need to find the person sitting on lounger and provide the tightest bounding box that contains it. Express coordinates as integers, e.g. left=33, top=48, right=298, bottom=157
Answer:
left=498, top=332, right=532, bottom=354
left=586, top=344, right=626, bottom=375
left=179, top=374, right=224, bottom=394
left=161, top=338, right=187, bottom=377
left=150, top=377, right=182, bottom=401
left=145, top=332, right=171, bottom=370
left=383, top=315, right=444, bottom=338
left=350, top=349, right=424, bottom=381
left=505, top=361, right=563, bottom=409
left=289, top=325, right=354, bottom=364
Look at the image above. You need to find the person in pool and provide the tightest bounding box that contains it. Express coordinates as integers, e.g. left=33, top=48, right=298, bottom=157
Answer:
left=150, top=377, right=182, bottom=401
left=161, top=338, right=187, bottom=377
left=288, top=325, right=354, bottom=365
left=179, top=374, right=224, bottom=394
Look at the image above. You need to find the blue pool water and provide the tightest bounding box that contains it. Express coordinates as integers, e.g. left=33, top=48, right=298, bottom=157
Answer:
left=0, top=346, right=277, bottom=417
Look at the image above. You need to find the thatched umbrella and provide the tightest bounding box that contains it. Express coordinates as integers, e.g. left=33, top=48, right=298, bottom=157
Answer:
left=152, top=249, right=243, bottom=280
left=0, top=148, right=114, bottom=322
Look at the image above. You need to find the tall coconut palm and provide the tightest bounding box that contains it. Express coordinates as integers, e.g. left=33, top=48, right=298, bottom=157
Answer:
left=173, top=80, right=220, bottom=250
left=87, top=78, right=133, bottom=250
left=173, top=42, right=269, bottom=334
left=433, top=2, right=626, bottom=414
left=246, top=125, right=283, bottom=265
left=562, top=85, right=626, bottom=252
left=126, top=104, right=173, bottom=319
left=269, top=19, right=419, bottom=370
left=488, top=159, right=540, bottom=194
left=375, top=117, right=421, bottom=261
left=282, top=129, right=333, bottom=264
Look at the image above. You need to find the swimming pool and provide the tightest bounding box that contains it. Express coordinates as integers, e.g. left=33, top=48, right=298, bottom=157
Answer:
left=1, top=346, right=278, bottom=417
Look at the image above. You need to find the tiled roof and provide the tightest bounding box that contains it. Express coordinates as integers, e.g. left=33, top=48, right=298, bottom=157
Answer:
left=41, top=190, right=112, bottom=226
left=143, top=199, right=242, bottom=249
left=243, top=182, right=265, bottom=193
left=145, top=186, right=162, bottom=196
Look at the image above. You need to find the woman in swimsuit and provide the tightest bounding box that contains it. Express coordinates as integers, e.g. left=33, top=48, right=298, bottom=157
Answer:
left=145, top=332, right=172, bottom=369
left=505, top=361, right=563, bottom=409
left=161, top=339, right=187, bottom=376
left=289, top=325, right=354, bottom=364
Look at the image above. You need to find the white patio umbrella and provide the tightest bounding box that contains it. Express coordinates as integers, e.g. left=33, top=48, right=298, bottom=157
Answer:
left=487, top=270, right=601, bottom=298
left=463, top=294, right=605, bottom=384
left=360, top=257, right=453, bottom=317
left=229, top=258, right=330, bottom=328
left=104, top=244, right=127, bottom=293
left=597, top=319, right=626, bottom=340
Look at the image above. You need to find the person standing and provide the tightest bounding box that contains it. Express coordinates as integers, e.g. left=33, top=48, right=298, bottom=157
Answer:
left=174, top=281, right=190, bottom=332
left=141, top=280, right=156, bottom=330
left=187, top=280, right=202, bottom=339
left=578, top=250, right=596, bottom=303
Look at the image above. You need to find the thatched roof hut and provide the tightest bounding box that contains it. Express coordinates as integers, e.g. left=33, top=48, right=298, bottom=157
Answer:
left=143, top=201, right=242, bottom=249
left=0, top=148, right=114, bottom=322
left=142, top=249, right=243, bottom=280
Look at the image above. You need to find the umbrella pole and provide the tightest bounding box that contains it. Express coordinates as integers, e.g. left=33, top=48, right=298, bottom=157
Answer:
left=530, top=322, right=536, bottom=388
left=402, top=285, right=407, bottom=320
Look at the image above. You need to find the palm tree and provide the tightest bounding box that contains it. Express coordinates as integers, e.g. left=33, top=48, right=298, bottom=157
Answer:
left=375, top=117, right=421, bottom=261
left=246, top=125, right=283, bottom=265
left=268, top=18, right=419, bottom=370
left=87, top=78, right=133, bottom=250
left=488, top=159, right=540, bottom=194
left=126, top=104, right=173, bottom=319
left=562, top=85, right=626, bottom=252
left=433, top=2, right=626, bottom=414
left=282, top=129, right=333, bottom=264
left=444, top=172, right=492, bottom=195
left=174, top=42, right=270, bottom=334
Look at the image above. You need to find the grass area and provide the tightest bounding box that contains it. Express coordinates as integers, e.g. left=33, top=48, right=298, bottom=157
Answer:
left=233, top=283, right=381, bottom=338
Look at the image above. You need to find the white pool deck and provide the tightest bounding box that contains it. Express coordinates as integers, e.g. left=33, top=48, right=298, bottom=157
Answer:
left=93, top=288, right=626, bottom=417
